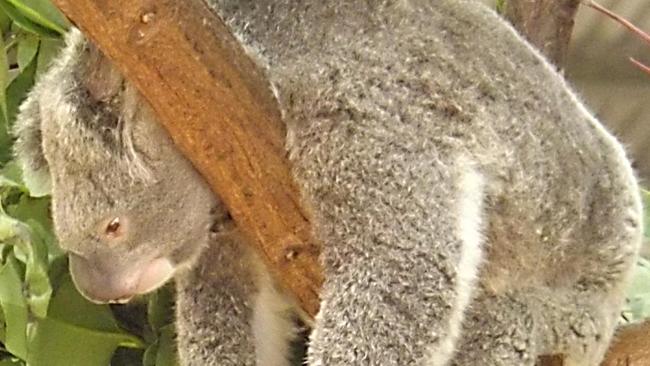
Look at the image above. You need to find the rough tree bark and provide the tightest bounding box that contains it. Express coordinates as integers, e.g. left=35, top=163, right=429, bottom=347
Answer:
left=601, top=320, right=650, bottom=365
left=502, top=0, right=581, bottom=68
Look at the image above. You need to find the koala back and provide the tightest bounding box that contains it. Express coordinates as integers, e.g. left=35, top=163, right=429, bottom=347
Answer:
left=208, top=0, right=643, bottom=293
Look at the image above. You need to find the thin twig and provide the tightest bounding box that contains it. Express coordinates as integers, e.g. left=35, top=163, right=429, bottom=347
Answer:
left=584, top=0, right=650, bottom=75
left=630, top=57, right=650, bottom=74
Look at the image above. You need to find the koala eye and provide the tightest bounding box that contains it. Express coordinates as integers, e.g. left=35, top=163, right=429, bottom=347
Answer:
left=103, top=217, right=126, bottom=240
left=106, top=217, right=120, bottom=234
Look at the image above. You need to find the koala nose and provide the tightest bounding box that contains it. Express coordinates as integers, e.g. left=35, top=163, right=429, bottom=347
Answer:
left=69, top=254, right=175, bottom=304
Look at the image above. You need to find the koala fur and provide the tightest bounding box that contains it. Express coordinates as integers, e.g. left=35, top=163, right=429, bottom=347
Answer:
left=13, top=0, right=643, bottom=365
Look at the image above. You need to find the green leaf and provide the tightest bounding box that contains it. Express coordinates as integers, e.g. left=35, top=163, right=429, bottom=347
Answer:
left=0, top=28, right=10, bottom=165
left=0, top=210, right=26, bottom=248
left=623, top=257, right=650, bottom=322
left=47, top=276, right=125, bottom=334
left=0, top=1, right=59, bottom=38
left=4, top=0, right=68, bottom=35
left=5, top=52, right=35, bottom=128
left=35, top=37, right=62, bottom=76
left=153, top=325, right=178, bottom=366
left=642, top=189, right=649, bottom=241
left=1, top=200, right=54, bottom=322
left=147, top=284, right=175, bottom=333
left=0, top=162, right=25, bottom=191
left=1, top=202, right=52, bottom=318
left=0, top=6, right=11, bottom=35
left=0, top=359, right=23, bottom=366
left=5, top=196, right=54, bottom=251
left=495, top=0, right=507, bottom=14
left=143, top=285, right=177, bottom=366
left=27, top=276, right=144, bottom=366
left=6, top=196, right=51, bottom=237
left=0, top=255, right=28, bottom=360
left=21, top=221, right=51, bottom=317
left=142, top=324, right=178, bottom=366
left=28, top=317, right=131, bottom=366
left=16, top=33, right=37, bottom=72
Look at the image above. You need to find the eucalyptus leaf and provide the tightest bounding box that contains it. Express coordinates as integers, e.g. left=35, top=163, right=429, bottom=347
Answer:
left=495, top=0, right=507, bottom=14
left=28, top=317, right=130, bottom=366
left=0, top=209, right=26, bottom=244
left=143, top=285, right=177, bottom=366
left=147, top=284, right=175, bottom=333
left=0, top=162, right=25, bottom=188
left=47, top=276, right=127, bottom=334
left=142, top=324, right=178, bottom=366
left=27, top=276, right=144, bottom=366
left=0, top=0, right=61, bottom=38
left=0, top=162, right=24, bottom=191
left=0, top=203, right=52, bottom=318
left=643, top=189, right=649, bottom=241
left=5, top=196, right=53, bottom=247
left=0, top=1, right=58, bottom=39
left=0, top=255, right=27, bottom=360
left=5, top=52, right=35, bottom=127
left=152, top=324, right=178, bottom=366
left=0, top=6, right=11, bottom=35
left=142, top=339, right=158, bottom=366
left=21, top=220, right=50, bottom=318
left=0, top=27, right=10, bottom=165
left=0, top=359, right=23, bottom=366
left=4, top=0, right=68, bottom=35
left=35, top=37, right=61, bottom=75
left=16, top=33, right=37, bottom=71
left=624, top=258, right=650, bottom=322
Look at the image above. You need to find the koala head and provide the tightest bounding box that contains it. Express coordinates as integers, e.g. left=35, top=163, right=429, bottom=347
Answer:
left=14, top=30, right=221, bottom=303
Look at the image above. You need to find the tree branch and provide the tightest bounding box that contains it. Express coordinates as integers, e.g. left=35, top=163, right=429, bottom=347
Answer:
left=602, top=320, right=650, bottom=366
left=503, top=0, right=581, bottom=68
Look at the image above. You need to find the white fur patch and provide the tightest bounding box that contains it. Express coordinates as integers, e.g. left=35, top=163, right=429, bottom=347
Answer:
left=425, top=164, right=485, bottom=365
left=252, top=277, right=298, bottom=366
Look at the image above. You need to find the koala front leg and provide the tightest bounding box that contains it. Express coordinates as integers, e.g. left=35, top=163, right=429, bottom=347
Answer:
left=175, top=229, right=258, bottom=366
left=177, top=229, right=299, bottom=366
left=303, top=154, right=486, bottom=365
left=175, top=228, right=299, bottom=366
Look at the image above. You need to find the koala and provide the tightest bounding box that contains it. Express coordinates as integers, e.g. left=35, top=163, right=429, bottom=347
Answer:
left=13, top=0, right=644, bottom=365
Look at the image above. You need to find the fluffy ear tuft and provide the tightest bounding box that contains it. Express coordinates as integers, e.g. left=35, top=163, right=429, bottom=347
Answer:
left=13, top=91, right=51, bottom=197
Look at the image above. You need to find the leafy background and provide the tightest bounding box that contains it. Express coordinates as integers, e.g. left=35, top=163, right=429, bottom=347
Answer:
left=0, top=1, right=645, bottom=366
left=0, top=1, right=177, bottom=365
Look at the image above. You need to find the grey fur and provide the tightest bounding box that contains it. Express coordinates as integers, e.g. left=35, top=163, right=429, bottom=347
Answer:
left=13, top=0, right=643, bottom=365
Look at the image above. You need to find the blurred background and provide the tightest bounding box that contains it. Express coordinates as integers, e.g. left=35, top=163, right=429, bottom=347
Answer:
left=566, top=0, right=649, bottom=182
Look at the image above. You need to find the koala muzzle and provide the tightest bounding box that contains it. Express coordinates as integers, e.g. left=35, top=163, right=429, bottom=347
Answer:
left=69, top=254, right=175, bottom=303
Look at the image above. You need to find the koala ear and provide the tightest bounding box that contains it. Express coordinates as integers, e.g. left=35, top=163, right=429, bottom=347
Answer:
left=13, top=91, right=52, bottom=197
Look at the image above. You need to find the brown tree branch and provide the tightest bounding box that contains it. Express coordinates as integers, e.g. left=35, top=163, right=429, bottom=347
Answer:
left=50, top=0, right=324, bottom=318
left=602, top=320, right=650, bottom=366
left=503, top=0, right=581, bottom=68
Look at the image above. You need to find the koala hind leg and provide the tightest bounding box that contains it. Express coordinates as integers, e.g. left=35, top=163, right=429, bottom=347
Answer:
left=450, top=288, right=619, bottom=366
left=452, top=146, right=643, bottom=366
